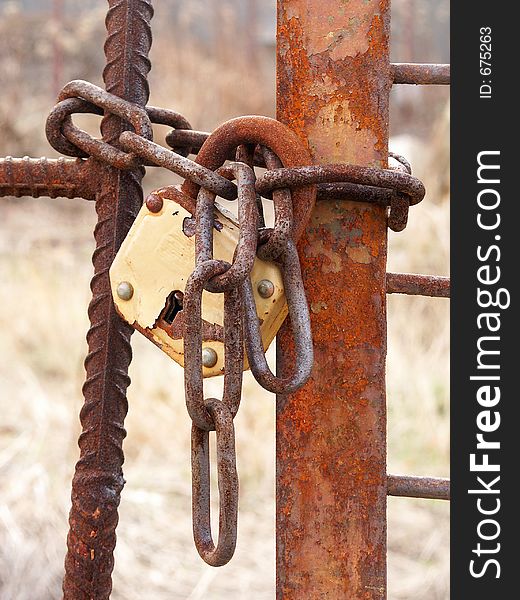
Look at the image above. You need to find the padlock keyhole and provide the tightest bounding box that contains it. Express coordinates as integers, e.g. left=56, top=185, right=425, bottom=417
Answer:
left=160, top=290, right=184, bottom=325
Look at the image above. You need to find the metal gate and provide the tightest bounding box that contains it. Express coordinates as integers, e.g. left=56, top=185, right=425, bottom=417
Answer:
left=0, top=1, right=449, bottom=598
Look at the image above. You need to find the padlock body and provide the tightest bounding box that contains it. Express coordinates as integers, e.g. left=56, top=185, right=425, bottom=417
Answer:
left=109, top=194, right=287, bottom=377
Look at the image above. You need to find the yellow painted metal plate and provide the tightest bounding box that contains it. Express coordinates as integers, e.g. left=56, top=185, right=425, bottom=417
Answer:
left=109, top=195, right=287, bottom=377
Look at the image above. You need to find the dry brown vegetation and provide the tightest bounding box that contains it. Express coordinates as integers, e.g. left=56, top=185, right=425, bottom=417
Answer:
left=0, top=1, right=449, bottom=598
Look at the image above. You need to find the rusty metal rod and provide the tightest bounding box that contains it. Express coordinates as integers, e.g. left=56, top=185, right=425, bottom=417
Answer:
left=62, top=2, right=153, bottom=598
left=0, top=156, right=94, bottom=200
left=387, top=272, right=450, bottom=297
left=391, top=63, right=450, bottom=85
left=276, top=1, right=390, bottom=597
left=387, top=475, right=450, bottom=500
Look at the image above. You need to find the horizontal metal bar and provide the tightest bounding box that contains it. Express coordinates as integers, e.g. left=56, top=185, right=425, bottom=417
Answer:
left=387, top=272, right=450, bottom=297
left=391, top=63, right=450, bottom=85
left=0, top=156, right=94, bottom=200
left=387, top=475, right=450, bottom=500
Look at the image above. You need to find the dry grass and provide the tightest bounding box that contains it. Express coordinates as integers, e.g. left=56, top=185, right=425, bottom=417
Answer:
left=0, top=2, right=449, bottom=598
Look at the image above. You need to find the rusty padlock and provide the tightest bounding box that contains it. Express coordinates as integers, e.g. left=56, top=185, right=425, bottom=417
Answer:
left=109, top=184, right=288, bottom=377
left=110, top=116, right=316, bottom=380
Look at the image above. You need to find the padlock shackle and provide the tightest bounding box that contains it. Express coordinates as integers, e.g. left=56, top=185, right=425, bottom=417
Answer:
left=181, top=115, right=317, bottom=243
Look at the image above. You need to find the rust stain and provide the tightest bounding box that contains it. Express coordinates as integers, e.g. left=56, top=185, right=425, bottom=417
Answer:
left=305, top=239, right=342, bottom=273
left=277, top=1, right=391, bottom=162
left=347, top=246, right=372, bottom=264
left=308, top=99, right=380, bottom=165
left=302, top=0, right=376, bottom=58
left=310, top=300, right=328, bottom=314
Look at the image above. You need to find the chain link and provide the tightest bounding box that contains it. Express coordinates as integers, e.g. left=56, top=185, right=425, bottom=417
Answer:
left=191, top=398, right=238, bottom=567
left=256, top=147, right=293, bottom=262
left=243, top=237, right=313, bottom=394
left=183, top=260, right=244, bottom=432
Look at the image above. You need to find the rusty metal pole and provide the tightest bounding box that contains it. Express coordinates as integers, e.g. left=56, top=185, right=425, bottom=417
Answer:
left=62, top=1, right=153, bottom=598
left=276, top=1, right=391, bottom=598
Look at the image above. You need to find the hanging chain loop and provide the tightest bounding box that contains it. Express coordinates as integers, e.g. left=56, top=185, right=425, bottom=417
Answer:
left=243, top=237, right=313, bottom=394
left=178, top=119, right=317, bottom=564
left=191, top=398, right=238, bottom=567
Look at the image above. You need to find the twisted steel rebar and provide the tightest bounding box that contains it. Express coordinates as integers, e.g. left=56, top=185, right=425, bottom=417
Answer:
left=62, top=2, right=153, bottom=598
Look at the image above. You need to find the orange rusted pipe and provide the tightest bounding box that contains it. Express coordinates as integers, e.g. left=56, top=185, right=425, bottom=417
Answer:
left=276, top=1, right=391, bottom=597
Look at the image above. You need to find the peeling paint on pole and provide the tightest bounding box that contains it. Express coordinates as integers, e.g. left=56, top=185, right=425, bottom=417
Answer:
left=276, top=0, right=390, bottom=597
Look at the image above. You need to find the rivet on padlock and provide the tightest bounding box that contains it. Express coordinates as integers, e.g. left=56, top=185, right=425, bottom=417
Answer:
left=109, top=186, right=288, bottom=377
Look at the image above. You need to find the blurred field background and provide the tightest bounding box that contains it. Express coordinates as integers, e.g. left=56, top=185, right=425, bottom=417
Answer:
left=0, top=1, right=449, bottom=598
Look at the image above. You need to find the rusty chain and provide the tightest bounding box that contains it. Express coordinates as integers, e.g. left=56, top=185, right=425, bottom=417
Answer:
left=45, top=80, right=425, bottom=232
left=169, top=126, right=425, bottom=232
left=180, top=136, right=314, bottom=564
left=42, top=79, right=426, bottom=567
